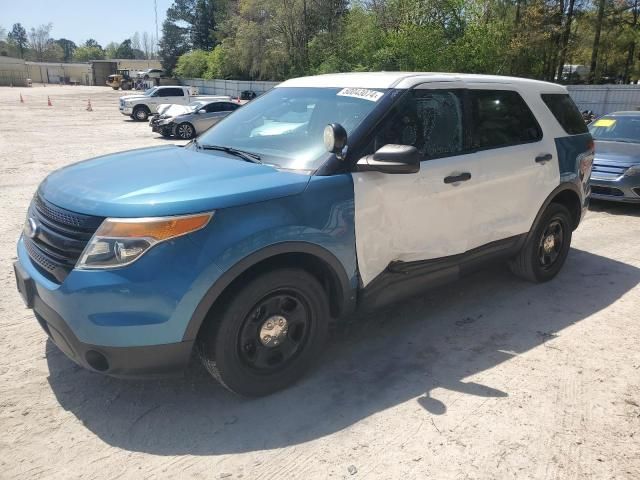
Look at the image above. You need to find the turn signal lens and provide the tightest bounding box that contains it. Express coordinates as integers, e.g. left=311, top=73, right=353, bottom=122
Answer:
left=95, top=213, right=212, bottom=241
left=77, top=212, right=213, bottom=270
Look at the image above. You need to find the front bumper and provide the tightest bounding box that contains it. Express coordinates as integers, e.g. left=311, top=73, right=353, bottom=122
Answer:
left=120, top=106, right=133, bottom=115
left=15, top=230, right=224, bottom=378
left=589, top=175, right=640, bottom=203
left=14, top=259, right=194, bottom=377
left=151, top=122, right=174, bottom=134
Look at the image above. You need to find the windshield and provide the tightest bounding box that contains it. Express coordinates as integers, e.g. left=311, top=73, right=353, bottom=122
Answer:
left=144, top=87, right=158, bottom=97
left=589, top=115, right=640, bottom=143
left=188, top=101, right=206, bottom=111
left=197, top=86, right=387, bottom=170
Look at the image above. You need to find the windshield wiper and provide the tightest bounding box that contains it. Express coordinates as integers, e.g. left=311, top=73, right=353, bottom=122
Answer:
left=196, top=143, right=262, bottom=163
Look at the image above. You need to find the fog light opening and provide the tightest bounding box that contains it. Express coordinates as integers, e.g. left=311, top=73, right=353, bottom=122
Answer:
left=85, top=350, right=109, bottom=372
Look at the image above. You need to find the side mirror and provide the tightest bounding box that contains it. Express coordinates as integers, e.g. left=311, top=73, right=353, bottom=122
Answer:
left=323, top=123, right=348, bottom=160
left=357, top=144, right=420, bottom=174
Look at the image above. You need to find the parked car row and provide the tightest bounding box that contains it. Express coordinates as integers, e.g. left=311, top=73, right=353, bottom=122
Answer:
left=149, top=99, right=243, bottom=139
left=119, top=85, right=224, bottom=121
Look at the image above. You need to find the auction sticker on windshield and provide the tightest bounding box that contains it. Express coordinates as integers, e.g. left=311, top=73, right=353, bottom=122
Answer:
left=337, top=88, right=384, bottom=102
left=594, top=118, right=616, bottom=127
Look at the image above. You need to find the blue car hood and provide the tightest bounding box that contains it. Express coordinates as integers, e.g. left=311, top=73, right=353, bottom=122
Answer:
left=40, top=145, right=311, bottom=217
left=594, top=140, right=640, bottom=167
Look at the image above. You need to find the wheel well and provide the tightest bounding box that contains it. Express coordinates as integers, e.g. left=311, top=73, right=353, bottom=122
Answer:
left=196, top=252, right=345, bottom=340
left=134, top=105, right=150, bottom=113
left=550, top=188, right=582, bottom=229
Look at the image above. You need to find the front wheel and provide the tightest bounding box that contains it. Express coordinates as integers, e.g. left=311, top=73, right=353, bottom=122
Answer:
left=198, top=268, right=330, bottom=396
left=175, top=122, right=195, bottom=139
left=510, top=203, right=572, bottom=282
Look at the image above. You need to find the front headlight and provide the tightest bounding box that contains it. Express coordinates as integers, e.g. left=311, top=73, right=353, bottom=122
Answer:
left=624, top=165, right=640, bottom=177
left=77, top=212, right=213, bottom=269
left=159, top=117, right=174, bottom=125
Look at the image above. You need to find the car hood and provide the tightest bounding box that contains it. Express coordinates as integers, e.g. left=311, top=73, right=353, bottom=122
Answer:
left=39, top=145, right=311, bottom=217
left=157, top=103, right=192, bottom=116
left=120, top=94, right=148, bottom=102
left=594, top=140, right=640, bottom=166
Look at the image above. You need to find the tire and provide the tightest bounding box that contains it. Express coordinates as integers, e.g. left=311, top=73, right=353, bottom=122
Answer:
left=198, top=268, right=330, bottom=397
left=132, top=106, right=149, bottom=122
left=175, top=122, right=195, bottom=139
left=509, top=203, right=573, bottom=282
left=111, top=86, right=119, bottom=90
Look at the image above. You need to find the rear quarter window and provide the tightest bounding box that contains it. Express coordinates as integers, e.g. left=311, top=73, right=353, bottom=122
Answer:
left=470, top=90, right=543, bottom=150
left=541, top=93, right=588, bottom=135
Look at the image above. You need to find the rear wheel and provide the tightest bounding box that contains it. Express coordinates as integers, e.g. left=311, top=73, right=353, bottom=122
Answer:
left=510, top=203, right=572, bottom=282
left=198, top=268, right=330, bottom=397
left=132, top=106, right=149, bottom=121
left=175, top=122, right=195, bottom=139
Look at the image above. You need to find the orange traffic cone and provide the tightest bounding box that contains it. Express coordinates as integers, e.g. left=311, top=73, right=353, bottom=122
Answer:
left=86, top=99, right=93, bottom=112
left=20, top=93, right=24, bottom=103
left=47, top=96, right=52, bottom=106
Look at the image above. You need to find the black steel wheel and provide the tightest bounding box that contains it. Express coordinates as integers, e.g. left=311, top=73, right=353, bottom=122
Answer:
left=510, top=203, right=572, bottom=282
left=238, top=292, right=311, bottom=373
left=198, top=268, right=330, bottom=396
left=537, top=219, right=564, bottom=270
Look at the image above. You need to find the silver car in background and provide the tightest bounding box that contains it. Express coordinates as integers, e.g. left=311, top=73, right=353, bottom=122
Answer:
left=150, top=99, right=242, bottom=139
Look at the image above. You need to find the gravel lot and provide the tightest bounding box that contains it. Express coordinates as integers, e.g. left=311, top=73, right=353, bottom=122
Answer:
left=0, top=85, right=639, bottom=479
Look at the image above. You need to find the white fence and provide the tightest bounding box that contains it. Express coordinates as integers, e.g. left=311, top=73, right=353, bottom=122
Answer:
left=567, top=85, right=640, bottom=115
left=179, top=78, right=279, bottom=98
left=179, top=78, right=640, bottom=115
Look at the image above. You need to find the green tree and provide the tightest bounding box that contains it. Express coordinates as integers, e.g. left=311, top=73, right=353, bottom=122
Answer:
left=104, top=41, right=119, bottom=59
left=73, top=45, right=105, bottom=61
left=159, top=18, right=190, bottom=74
left=115, top=38, right=135, bottom=58
left=8, top=23, right=28, bottom=58
left=55, top=38, right=76, bottom=62
left=174, top=49, right=209, bottom=77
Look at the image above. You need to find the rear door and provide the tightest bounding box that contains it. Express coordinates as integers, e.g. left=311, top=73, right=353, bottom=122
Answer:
left=463, top=86, right=559, bottom=249
left=153, top=87, right=186, bottom=111
left=196, top=102, right=239, bottom=132
left=353, top=82, right=477, bottom=286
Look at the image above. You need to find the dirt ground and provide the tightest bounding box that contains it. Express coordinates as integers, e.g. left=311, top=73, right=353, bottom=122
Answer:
left=0, top=85, right=639, bottom=480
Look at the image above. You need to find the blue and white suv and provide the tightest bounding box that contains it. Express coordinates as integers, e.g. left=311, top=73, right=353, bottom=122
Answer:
left=14, top=73, right=593, bottom=396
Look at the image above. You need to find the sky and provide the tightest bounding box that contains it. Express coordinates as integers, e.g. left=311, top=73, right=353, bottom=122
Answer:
left=0, top=0, right=174, bottom=47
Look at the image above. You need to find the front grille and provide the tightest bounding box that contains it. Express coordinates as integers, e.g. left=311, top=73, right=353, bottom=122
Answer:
left=591, top=185, right=624, bottom=197
left=591, top=163, right=628, bottom=178
left=24, top=192, right=104, bottom=283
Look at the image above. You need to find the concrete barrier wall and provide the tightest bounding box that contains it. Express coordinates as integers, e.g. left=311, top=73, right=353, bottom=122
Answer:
left=567, top=85, right=640, bottom=115
left=178, top=78, right=280, bottom=97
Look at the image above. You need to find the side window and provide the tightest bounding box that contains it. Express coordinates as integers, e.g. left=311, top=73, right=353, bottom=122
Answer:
left=541, top=93, right=588, bottom=135
left=220, top=102, right=239, bottom=112
left=368, top=89, right=464, bottom=160
left=470, top=90, right=542, bottom=150
left=163, top=88, right=184, bottom=97
left=204, top=103, right=221, bottom=113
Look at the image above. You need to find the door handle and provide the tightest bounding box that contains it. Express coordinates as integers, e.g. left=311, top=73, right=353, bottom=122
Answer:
left=444, top=172, right=471, bottom=184
left=535, top=153, right=553, bottom=164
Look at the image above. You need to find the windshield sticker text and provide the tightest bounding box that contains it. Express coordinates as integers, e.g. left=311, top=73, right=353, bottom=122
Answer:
left=337, top=88, right=383, bottom=102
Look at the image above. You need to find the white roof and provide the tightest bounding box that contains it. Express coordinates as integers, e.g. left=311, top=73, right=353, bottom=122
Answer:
left=278, top=72, right=566, bottom=91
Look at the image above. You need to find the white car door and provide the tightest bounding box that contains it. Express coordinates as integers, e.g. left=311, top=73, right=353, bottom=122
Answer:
left=353, top=82, right=478, bottom=286
left=462, top=85, right=560, bottom=249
